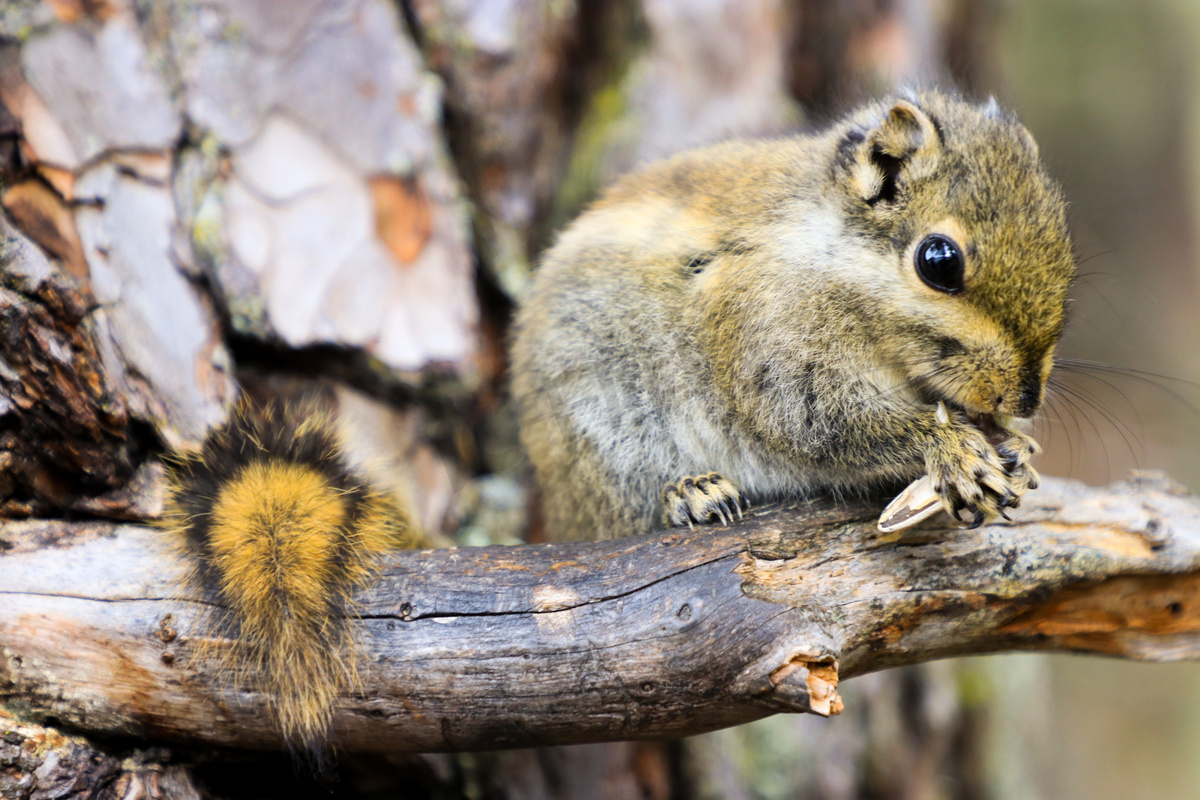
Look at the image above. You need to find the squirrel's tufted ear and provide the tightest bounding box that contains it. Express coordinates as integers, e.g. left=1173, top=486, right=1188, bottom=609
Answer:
left=851, top=100, right=942, bottom=205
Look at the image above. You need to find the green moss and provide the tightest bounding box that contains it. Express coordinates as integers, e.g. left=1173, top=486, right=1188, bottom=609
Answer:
left=956, top=659, right=996, bottom=710
left=549, top=74, right=636, bottom=232
left=546, top=1, right=649, bottom=235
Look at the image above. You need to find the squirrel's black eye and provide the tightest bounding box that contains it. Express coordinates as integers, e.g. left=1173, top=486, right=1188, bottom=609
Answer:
left=914, top=234, right=965, bottom=294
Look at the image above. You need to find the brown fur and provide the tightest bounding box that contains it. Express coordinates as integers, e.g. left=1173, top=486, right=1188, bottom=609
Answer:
left=513, top=90, right=1075, bottom=540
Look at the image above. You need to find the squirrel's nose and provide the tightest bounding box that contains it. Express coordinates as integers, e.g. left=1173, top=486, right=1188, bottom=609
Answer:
left=1015, top=382, right=1041, bottom=418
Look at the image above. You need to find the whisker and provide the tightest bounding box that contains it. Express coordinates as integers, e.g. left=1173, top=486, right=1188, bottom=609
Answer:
left=1051, top=390, right=1093, bottom=481
left=1043, top=387, right=1113, bottom=483
left=1049, top=380, right=1142, bottom=479
left=1051, top=367, right=1145, bottom=436
left=1054, top=358, right=1200, bottom=417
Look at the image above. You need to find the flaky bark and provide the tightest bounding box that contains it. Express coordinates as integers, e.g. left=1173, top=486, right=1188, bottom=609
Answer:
left=2, top=474, right=1197, bottom=753
left=0, top=711, right=204, bottom=800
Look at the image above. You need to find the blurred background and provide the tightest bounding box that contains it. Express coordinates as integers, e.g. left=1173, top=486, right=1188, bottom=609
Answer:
left=971, top=2, right=1200, bottom=798
left=2, top=0, right=1200, bottom=797
left=1004, top=0, right=1200, bottom=493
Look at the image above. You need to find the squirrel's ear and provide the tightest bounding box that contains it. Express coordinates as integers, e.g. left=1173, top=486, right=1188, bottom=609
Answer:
left=851, top=100, right=941, bottom=204
left=985, top=95, right=1041, bottom=159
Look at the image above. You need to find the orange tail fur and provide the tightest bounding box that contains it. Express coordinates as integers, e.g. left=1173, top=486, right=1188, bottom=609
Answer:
left=160, top=403, right=419, bottom=755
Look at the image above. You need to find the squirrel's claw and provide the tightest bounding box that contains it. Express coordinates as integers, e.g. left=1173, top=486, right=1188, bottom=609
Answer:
left=995, top=430, right=1041, bottom=498
left=663, top=472, right=748, bottom=530
left=924, top=420, right=1042, bottom=529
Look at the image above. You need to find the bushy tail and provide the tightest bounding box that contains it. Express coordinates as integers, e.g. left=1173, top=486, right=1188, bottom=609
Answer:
left=160, top=403, right=420, bottom=754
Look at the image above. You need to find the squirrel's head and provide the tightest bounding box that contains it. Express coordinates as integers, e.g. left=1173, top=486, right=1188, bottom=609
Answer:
left=833, top=92, right=1076, bottom=419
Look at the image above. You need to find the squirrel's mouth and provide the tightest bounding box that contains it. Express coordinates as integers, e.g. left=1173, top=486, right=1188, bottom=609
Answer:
left=968, top=410, right=1006, bottom=446
left=918, top=389, right=1005, bottom=445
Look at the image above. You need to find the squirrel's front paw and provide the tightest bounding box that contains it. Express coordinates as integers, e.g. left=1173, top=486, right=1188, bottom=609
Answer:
left=994, top=428, right=1042, bottom=501
left=662, top=472, right=746, bottom=529
left=928, top=423, right=1039, bottom=528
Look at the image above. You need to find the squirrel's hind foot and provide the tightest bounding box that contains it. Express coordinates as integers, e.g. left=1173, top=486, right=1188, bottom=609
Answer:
left=662, top=472, right=747, bottom=530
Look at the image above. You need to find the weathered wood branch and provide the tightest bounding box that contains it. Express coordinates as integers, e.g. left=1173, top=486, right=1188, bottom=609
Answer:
left=2, top=474, right=1198, bottom=754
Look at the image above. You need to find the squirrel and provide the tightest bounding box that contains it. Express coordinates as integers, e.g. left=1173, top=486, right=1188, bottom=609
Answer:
left=162, top=90, right=1075, bottom=752
left=513, top=89, right=1074, bottom=541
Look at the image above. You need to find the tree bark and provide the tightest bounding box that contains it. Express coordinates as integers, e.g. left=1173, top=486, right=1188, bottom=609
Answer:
left=0, top=712, right=205, bottom=800
left=3, top=474, right=1197, bottom=754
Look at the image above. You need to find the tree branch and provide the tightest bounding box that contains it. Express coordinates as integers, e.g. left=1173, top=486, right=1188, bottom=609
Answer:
left=2, top=474, right=1198, bottom=753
